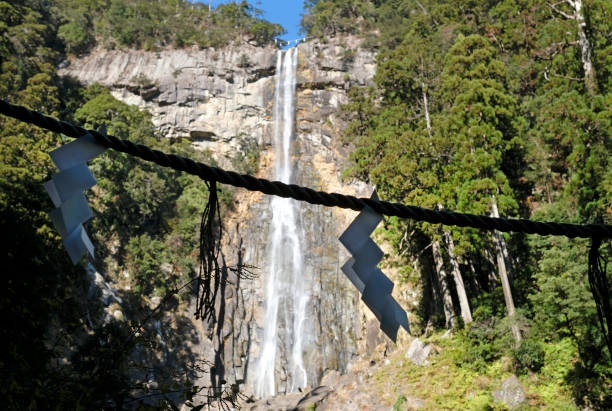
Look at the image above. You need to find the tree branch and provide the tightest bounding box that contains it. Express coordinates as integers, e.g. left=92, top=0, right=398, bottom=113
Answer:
left=548, top=2, right=576, bottom=20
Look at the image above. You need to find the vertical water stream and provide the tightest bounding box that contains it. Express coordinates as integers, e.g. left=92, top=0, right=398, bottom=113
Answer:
left=255, top=47, right=309, bottom=398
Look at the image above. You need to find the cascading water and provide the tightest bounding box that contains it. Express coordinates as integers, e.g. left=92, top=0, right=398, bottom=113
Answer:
left=255, top=47, right=310, bottom=398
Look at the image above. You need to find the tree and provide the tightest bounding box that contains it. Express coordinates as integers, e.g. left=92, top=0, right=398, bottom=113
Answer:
left=437, top=34, right=526, bottom=340
left=337, top=0, right=610, bottom=404
left=547, top=0, right=597, bottom=94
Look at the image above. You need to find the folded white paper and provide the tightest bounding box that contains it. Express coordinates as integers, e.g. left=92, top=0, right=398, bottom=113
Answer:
left=48, top=194, right=93, bottom=238
left=339, top=191, right=410, bottom=342
left=44, top=134, right=106, bottom=265
left=361, top=269, right=394, bottom=319
left=50, top=133, right=107, bottom=171
left=44, top=163, right=96, bottom=207
left=382, top=298, right=409, bottom=341
left=63, top=224, right=95, bottom=264
left=341, top=258, right=365, bottom=293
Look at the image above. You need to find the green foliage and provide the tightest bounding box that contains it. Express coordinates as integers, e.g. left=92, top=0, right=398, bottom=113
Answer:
left=1, top=0, right=610, bottom=407
left=338, top=1, right=611, bottom=406
left=53, top=0, right=285, bottom=52
left=126, top=233, right=171, bottom=295
left=237, top=53, right=251, bottom=68
left=0, top=0, right=222, bottom=401
left=341, top=47, right=355, bottom=64
left=301, top=0, right=375, bottom=39
left=513, top=338, right=545, bottom=374
left=231, top=135, right=261, bottom=175
left=57, top=20, right=91, bottom=54
left=72, top=85, right=223, bottom=302
left=0, top=2, right=137, bottom=407
left=451, top=316, right=522, bottom=374
left=393, top=394, right=407, bottom=410
left=378, top=331, right=579, bottom=409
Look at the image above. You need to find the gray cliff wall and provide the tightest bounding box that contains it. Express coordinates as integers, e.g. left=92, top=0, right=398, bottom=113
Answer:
left=61, top=36, right=385, bottom=397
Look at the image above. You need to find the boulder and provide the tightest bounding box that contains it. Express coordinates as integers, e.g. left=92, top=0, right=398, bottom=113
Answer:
left=294, top=386, right=333, bottom=410
left=406, top=338, right=432, bottom=366
left=492, top=375, right=527, bottom=409
left=320, top=370, right=341, bottom=388
left=245, top=392, right=302, bottom=410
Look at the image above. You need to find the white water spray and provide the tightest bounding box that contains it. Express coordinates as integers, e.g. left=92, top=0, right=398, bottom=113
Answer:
left=255, top=47, right=308, bottom=398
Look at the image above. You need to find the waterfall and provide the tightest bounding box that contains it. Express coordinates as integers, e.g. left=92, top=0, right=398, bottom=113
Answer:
left=255, top=47, right=309, bottom=398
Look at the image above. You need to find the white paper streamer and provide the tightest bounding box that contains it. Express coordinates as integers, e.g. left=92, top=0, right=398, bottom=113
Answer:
left=361, top=268, right=394, bottom=318
left=43, top=163, right=96, bottom=207
left=50, top=133, right=107, bottom=171
left=48, top=194, right=93, bottom=238
left=63, top=225, right=95, bottom=264
left=341, top=258, right=365, bottom=293
left=44, top=132, right=106, bottom=264
left=339, top=191, right=410, bottom=341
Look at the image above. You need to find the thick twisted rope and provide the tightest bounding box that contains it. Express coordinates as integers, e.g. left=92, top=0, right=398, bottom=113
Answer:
left=1, top=99, right=611, bottom=239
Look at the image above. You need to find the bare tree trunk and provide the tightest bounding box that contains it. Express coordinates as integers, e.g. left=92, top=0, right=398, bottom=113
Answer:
left=415, top=0, right=429, bottom=15
left=432, top=239, right=454, bottom=329
left=550, top=0, right=597, bottom=93
left=491, top=199, right=521, bottom=343
left=572, top=0, right=597, bottom=93
left=467, top=258, right=480, bottom=294
left=484, top=248, right=498, bottom=285
left=491, top=201, right=513, bottom=279
left=444, top=231, right=472, bottom=324
left=422, top=83, right=432, bottom=138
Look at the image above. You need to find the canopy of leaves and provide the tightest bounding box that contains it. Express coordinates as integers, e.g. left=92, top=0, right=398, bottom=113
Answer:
left=0, top=1, right=229, bottom=407
left=53, top=0, right=285, bottom=53
left=334, top=0, right=611, bottom=407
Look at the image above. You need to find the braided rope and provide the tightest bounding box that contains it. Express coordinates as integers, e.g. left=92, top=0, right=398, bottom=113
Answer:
left=1, top=99, right=611, bottom=239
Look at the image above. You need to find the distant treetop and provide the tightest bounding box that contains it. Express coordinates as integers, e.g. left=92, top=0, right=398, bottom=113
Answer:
left=54, top=0, right=286, bottom=54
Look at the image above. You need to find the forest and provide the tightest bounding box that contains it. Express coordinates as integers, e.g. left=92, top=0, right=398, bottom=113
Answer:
left=304, top=0, right=611, bottom=408
left=0, top=0, right=610, bottom=409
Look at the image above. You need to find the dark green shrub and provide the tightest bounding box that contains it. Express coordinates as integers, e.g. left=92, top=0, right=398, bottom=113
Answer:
left=514, top=338, right=545, bottom=374
left=451, top=321, right=500, bottom=373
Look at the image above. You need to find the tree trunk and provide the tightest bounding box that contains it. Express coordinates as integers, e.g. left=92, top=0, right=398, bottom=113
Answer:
left=422, top=83, right=432, bottom=138
left=484, top=248, right=498, bottom=285
left=444, top=231, right=472, bottom=324
left=491, top=201, right=513, bottom=280
left=467, top=258, right=480, bottom=294
left=550, top=1, right=597, bottom=93
left=491, top=200, right=521, bottom=343
left=432, top=239, right=454, bottom=329
left=572, top=0, right=597, bottom=94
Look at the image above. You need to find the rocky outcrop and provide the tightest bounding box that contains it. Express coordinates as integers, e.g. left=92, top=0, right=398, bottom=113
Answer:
left=59, top=37, right=375, bottom=169
left=406, top=338, right=433, bottom=366
left=492, top=375, right=527, bottom=409
left=246, top=386, right=333, bottom=411
left=61, top=36, right=380, bottom=399
left=61, top=43, right=277, bottom=166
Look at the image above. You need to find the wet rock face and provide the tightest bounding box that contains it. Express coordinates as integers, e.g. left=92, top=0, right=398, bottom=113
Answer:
left=61, top=36, right=376, bottom=397
left=220, top=109, right=372, bottom=394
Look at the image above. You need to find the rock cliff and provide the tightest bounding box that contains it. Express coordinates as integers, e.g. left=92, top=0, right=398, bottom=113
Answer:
left=60, top=36, right=394, bottom=399
left=60, top=36, right=374, bottom=168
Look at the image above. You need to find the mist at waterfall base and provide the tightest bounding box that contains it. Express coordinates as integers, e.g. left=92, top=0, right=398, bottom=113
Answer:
left=254, top=47, right=311, bottom=398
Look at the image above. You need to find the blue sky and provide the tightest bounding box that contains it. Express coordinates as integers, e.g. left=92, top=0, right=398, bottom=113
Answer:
left=208, top=0, right=306, bottom=45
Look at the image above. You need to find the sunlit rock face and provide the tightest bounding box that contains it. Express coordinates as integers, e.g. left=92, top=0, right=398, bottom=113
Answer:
left=61, top=35, right=376, bottom=397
